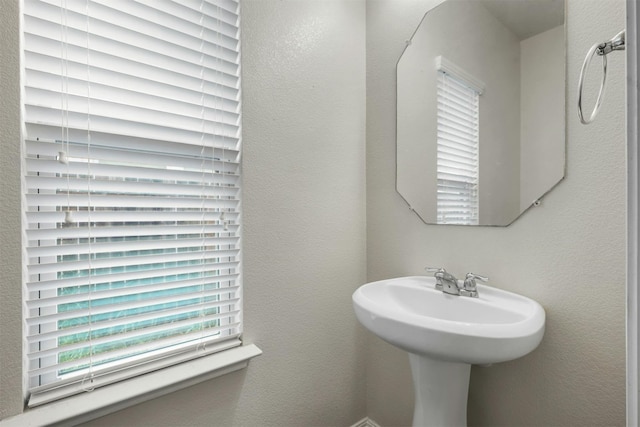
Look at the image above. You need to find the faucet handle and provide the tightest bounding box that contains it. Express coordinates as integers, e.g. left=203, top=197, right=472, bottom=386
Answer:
left=425, top=267, right=447, bottom=290
left=461, top=273, right=487, bottom=297
left=465, top=273, right=488, bottom=284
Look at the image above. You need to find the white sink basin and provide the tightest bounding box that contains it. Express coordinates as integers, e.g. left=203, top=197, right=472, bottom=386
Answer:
left=353, top=275, right=545, bottom=426
left=353, top=276, right=545, bottom=365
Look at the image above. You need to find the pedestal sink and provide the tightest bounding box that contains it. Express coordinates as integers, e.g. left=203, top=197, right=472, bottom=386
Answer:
left=352, top=276, right=545, bottom=427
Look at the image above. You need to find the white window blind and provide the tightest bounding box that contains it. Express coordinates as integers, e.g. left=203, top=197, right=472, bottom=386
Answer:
left=22, top=0, right=241, bottom=406
left=436, top=69, right=480, bottom=225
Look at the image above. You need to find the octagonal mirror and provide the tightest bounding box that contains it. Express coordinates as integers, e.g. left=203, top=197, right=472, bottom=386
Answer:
left=396, top=0, right=565, bottom=226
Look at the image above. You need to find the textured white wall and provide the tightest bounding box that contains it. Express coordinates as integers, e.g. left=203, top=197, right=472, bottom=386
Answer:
left=366, top=0, right=626, bottom=425
left=0, top=0, right=25, bottom=420
left=1, top=0, right=367, bottom=425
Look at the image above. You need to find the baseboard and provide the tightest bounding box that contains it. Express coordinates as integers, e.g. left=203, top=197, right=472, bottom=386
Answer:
left=350, top=417, right=381, bottom=427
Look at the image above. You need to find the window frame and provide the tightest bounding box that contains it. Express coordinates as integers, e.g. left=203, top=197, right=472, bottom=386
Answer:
left=17, top=0, right=260, bottom=418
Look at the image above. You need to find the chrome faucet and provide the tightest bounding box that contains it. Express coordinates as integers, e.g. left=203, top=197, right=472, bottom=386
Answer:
left=426, top=268, right=488, bottom=298
left=425, top=267, right=460, bottom=295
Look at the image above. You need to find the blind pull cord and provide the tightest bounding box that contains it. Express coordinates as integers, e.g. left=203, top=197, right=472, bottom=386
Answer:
left=81, top=0, right=95, bottom=392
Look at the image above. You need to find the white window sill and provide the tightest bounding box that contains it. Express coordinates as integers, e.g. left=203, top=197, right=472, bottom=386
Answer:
left=0, top=344, right=262, bottom=427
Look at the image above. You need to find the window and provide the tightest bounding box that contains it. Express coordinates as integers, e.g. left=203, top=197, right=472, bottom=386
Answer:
left=435, top=57, right=482, bottom=225
left=22, top=0, right=241, bottom=406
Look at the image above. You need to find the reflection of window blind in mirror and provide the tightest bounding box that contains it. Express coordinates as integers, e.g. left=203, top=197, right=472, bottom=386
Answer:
left=436, top=70, right=479, bottom=225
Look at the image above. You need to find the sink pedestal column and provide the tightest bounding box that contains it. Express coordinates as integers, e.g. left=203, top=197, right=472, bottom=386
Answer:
left=409, top=354, right=471, bottom=427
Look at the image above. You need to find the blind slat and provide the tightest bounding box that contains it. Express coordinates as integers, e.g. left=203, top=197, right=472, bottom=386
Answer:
left=28, top=235, right=238, bottom=258
left=25, top=138, right=240, bottom=166
left=25, top=104, right=240, bottom=141
left=27, top=261, right=240, bottom=293
left=25, top=193, right=239, bottom=210
left=27, top=300, right=240, bottom=343
left=25, top=210, right=239, bottom=225
left=28, top=248, right=239, bottom=276
left=27, top=279, right=239, bottom=311
left=26, top=158, right=239, bottom=187
left=437, top=154, right=476, bottom=168
left=25, top=176, right=239, bottom=199
left=437, top=172, right=478, bottom=183
left=27, top=224, right=238, bottom=241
